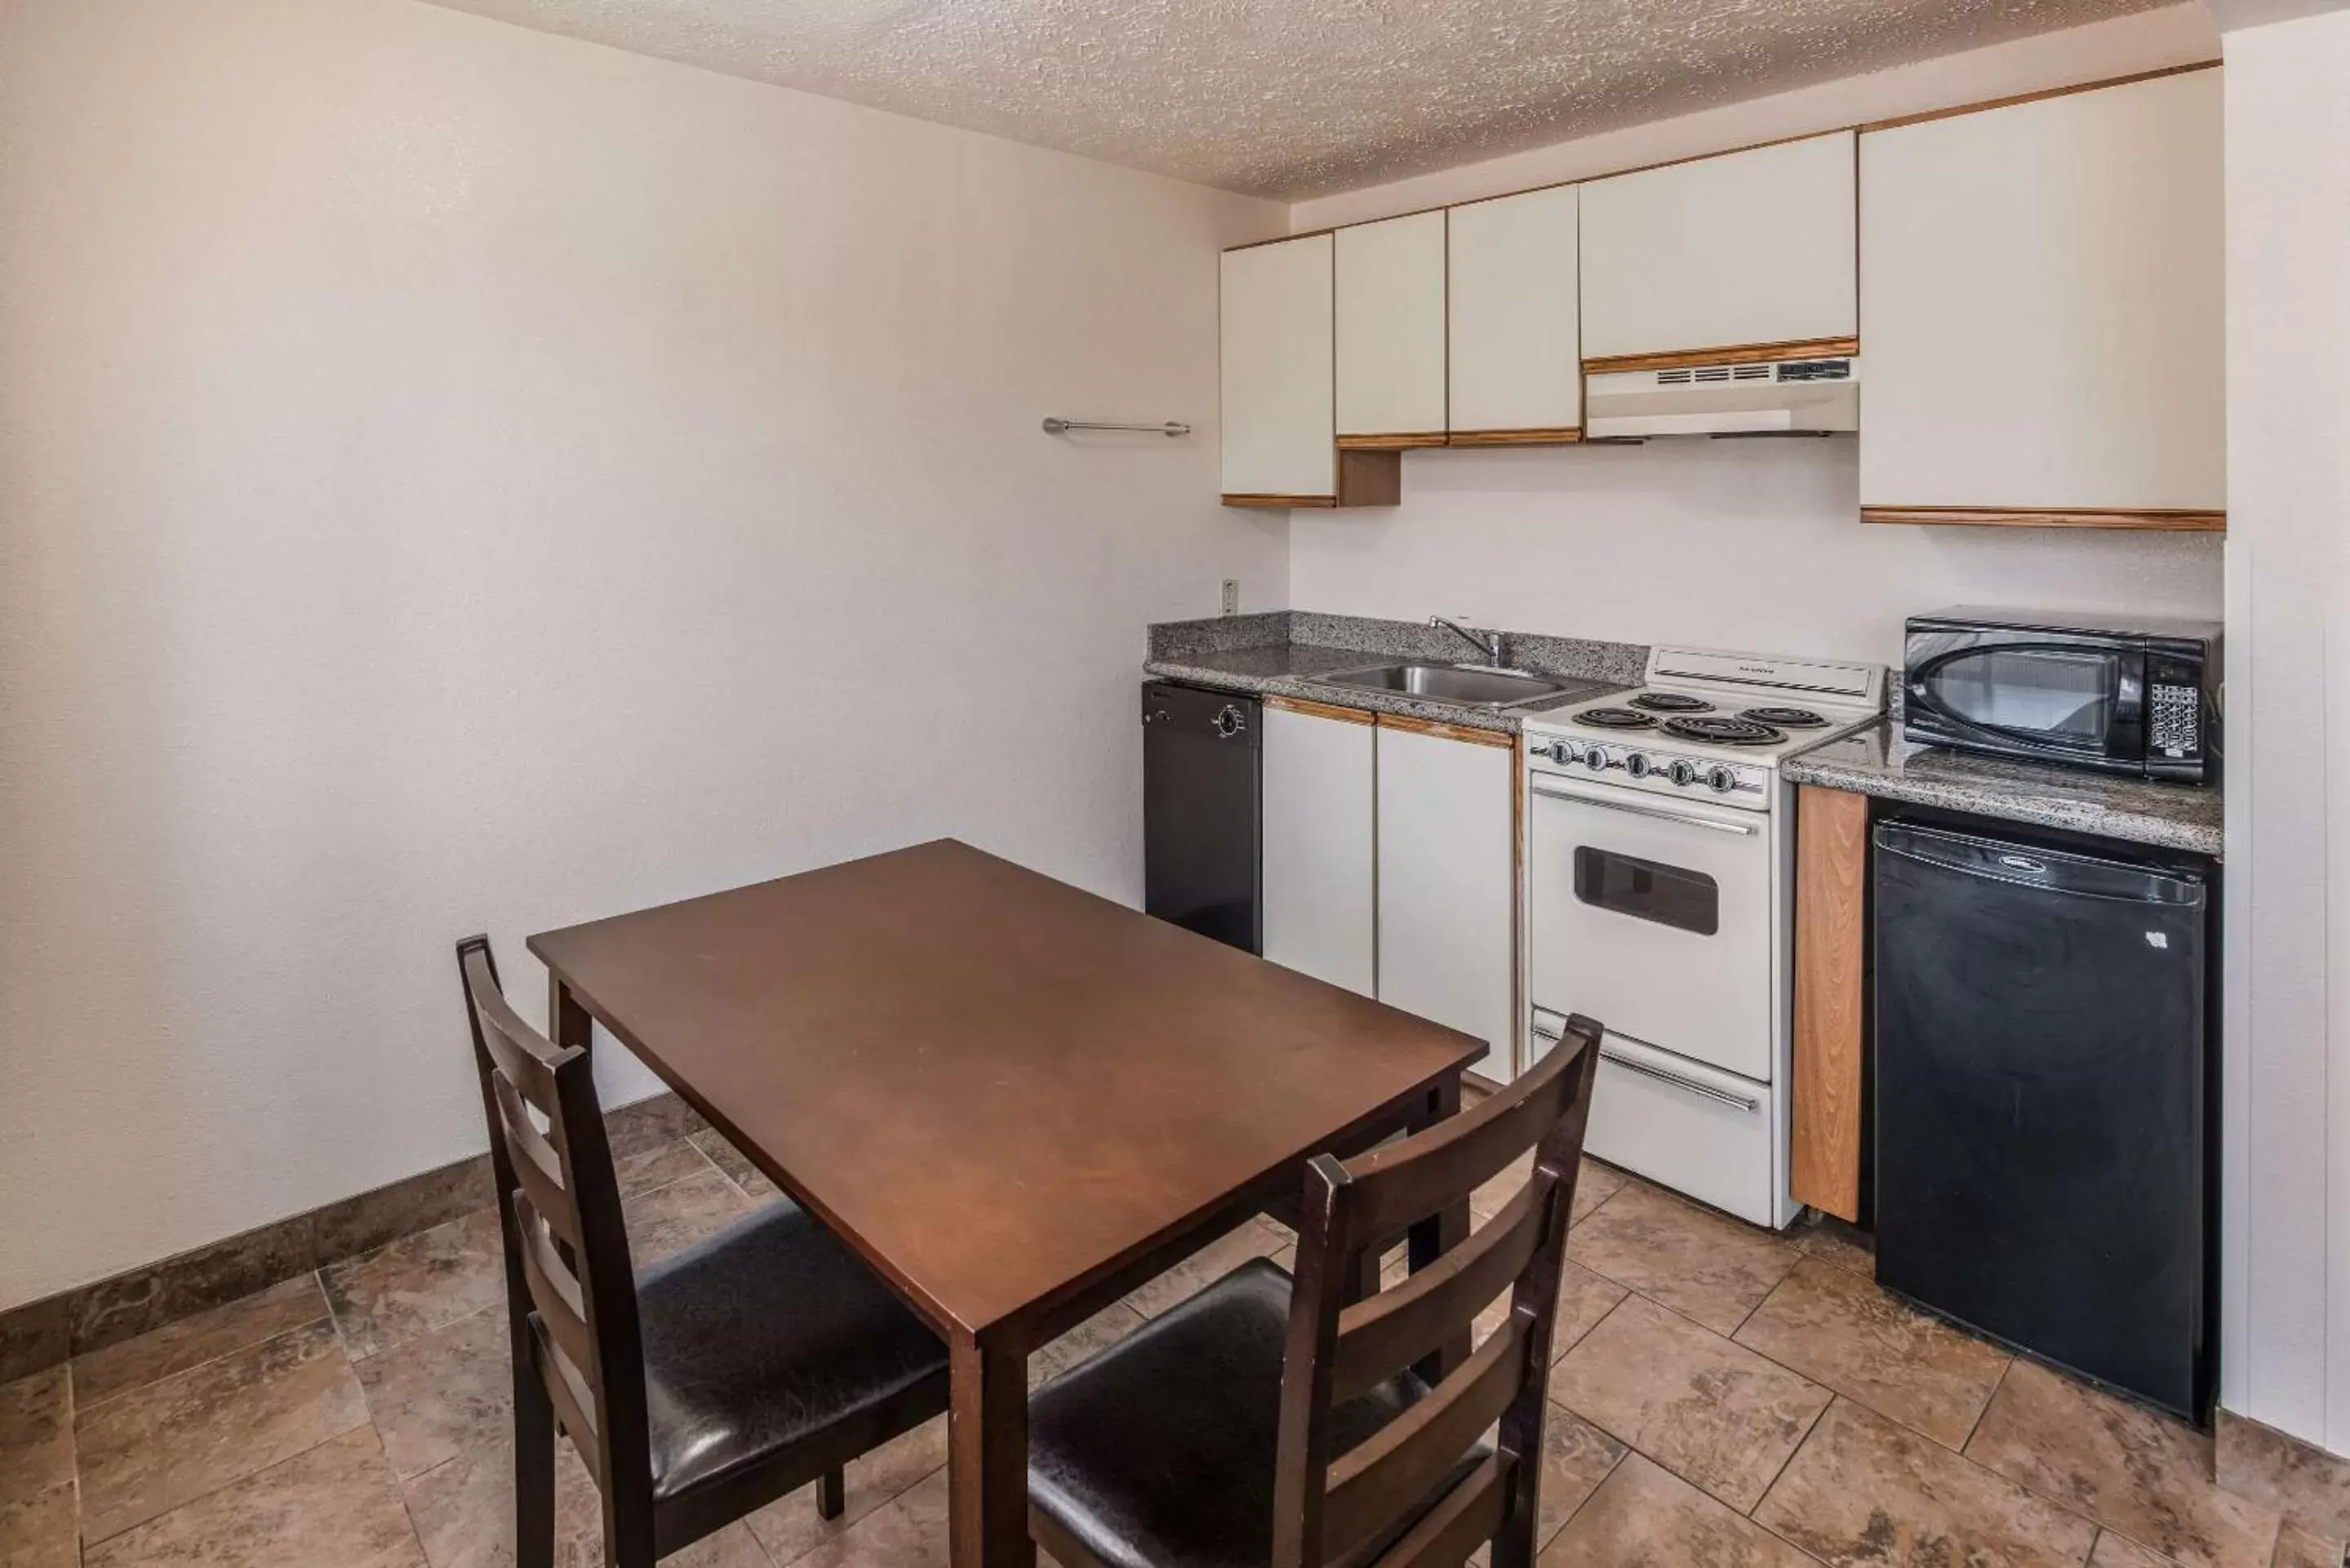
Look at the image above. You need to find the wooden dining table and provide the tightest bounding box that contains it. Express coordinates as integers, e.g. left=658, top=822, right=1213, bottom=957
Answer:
left=528, top=838, right=1485, bottom=1568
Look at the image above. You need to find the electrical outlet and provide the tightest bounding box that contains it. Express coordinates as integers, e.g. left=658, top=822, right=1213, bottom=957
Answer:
left=1219, top=579, right=1239, bottom=615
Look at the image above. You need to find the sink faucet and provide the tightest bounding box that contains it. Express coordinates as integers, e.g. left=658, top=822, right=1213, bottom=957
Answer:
left=1430, top=615, right=1503, bottom=665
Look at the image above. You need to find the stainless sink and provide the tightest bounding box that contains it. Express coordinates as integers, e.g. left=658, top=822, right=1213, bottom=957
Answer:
left=1309, top=662, right=1575, bottom=709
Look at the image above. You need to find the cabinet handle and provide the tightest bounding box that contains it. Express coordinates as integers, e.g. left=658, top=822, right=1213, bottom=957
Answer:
left=1601, top=1046, right=1761, bottom=1113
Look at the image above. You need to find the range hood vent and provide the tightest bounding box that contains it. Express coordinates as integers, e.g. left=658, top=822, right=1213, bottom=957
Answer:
left=1587, top=355, right=1860, bottom=438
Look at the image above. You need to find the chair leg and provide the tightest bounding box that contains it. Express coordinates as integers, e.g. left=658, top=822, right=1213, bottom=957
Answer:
left=512, top=1362, right=558, bottom=1568
left=818, top=1465, right=846, bottom=1521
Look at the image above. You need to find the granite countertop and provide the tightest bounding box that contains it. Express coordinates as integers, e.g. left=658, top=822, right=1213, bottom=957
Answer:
left=1783, top=721, right=2223, bottom=857
left=1144, top=611, right=1641, bottom=734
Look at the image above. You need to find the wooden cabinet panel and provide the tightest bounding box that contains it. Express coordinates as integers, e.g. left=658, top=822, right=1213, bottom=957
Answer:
left=1262, top=700, right=1377, bottom=997
left=1335, top=211, right=1448, bottom=441
left=1579, top=131, right=1857, bottom=364
left=1791, top=784, right=1868, bottom=1222
left=1447, top=185, right=1582, bottom=440
left=1375, top=721, right=1517, bottom=1082
left=1219, top=235, right=1335, bottom=500
left=1859, top=69, right=2224, bottom=520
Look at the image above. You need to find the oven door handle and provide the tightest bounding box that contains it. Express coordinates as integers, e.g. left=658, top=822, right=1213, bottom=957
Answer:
left=1601, top=1046, right=1762, bottom=1113
left=1530, top=782, right=1759, bottom=836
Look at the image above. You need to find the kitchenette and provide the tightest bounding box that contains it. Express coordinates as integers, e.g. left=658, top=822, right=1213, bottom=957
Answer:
left=1136, top=56, right=2234, bottom=1437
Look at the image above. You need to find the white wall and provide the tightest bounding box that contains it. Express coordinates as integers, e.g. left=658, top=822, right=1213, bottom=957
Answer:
left=1285, top=4, right=2226, bottom=669
left=0, top=0, right=1286, bottom=1308
left=1291, top=441, right=2223, bottom=666
left=2215, top=1, right=2350, bottom=1455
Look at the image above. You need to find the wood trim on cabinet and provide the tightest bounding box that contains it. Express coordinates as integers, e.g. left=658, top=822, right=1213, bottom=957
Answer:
left=1790, top=784, right=1869, bottom=1224
left=1375, top=713, right=1515, bottom=749
left=1337, top=432, right=1450, bottom=450
left=1336, top=447, right=1403, bottom=507
left=1582, top=337, right=1859, bottom=375
left=1264, top=694, right=1375, bottom=726
left=1223, top=492, right=1336, bottom=509
left=1860, top=504, right=2224, bottom=531
left=1445, top=427, right=1584, bottom=447
left=1860, top=59, right=2219, bottom=135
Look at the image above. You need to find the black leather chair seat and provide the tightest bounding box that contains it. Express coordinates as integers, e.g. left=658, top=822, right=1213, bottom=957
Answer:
left=1028, top=1257, right=1486, bottom=1568
left=633, top=1199, right=948, bottom=1501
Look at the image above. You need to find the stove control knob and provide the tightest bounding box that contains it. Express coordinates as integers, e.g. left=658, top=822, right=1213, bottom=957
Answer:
left=1667, top=760, right=1698, bottom=787
left=1707, top=765, right=1738, bottom=794
left=1584, top=748, right=1610, bottom=773
left=1624, top=753, right=1650, bottom=779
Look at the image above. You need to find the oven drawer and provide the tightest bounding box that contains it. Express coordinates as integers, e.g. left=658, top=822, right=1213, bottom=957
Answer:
left=1567, top=1022, right=1778, bottom=1227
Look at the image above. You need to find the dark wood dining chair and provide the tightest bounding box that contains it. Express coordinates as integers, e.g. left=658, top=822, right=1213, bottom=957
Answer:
left=455, top=935, right=951, bottom=1567
left=1027, top=1015, right=1605, bottom=1568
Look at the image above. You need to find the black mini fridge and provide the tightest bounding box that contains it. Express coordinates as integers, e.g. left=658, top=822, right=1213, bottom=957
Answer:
left=1873, top=818, right=2213, bottom=1419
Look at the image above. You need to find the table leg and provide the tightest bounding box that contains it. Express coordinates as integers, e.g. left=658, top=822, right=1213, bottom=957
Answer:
left=948, top=1327, right=1034, bottom=1568
left=549, top=976, right=593, bottom=1057
left=1408, top=1069, right=1472, bottom=1382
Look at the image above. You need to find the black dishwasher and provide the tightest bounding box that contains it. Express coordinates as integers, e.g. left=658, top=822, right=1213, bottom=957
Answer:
left=1874, top=818, right=2213, bottom=1419
left=1141, top=682, right=1260, bottom=953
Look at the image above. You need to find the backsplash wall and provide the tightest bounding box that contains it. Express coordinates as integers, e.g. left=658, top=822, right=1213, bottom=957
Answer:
left=1286, top=438, right=2224, bottom=667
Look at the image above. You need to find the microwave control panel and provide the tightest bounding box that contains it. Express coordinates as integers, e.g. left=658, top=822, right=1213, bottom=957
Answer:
left=2149, top=682, right=2201, bottom=757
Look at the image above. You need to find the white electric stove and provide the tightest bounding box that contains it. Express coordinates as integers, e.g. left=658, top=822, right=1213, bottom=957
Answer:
left=1522, top=646, right=1884, bottom=1227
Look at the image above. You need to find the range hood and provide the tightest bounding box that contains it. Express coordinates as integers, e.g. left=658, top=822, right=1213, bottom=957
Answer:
left=1585, top=355, right=1859, bottom=438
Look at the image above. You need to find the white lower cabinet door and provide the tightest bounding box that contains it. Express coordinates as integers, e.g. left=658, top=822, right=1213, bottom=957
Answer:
left=1375, top=722, right=1517, bottom=1080
left=1261, top=702, right=1376, bottom=996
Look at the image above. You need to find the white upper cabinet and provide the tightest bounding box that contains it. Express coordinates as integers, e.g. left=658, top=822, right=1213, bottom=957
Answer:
left=1579, top=131, right=1857, bottom=363
left=1447, top=185, right=1583, bottom=439
left=1859, top=69, right=2225, bottom=522
left=1220, top=234, right=1335, bottom=500
left=1335, top=212, right=1448, bottom=441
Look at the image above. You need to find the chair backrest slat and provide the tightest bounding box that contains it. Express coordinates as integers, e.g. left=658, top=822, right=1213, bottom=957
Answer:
left=1322, top=1316, right=1528, bottom=1559
left=455, top=936, right=650, bottom=1500
left=1365, top=1454, right=1505, bottom=1568
left=1337, top=1055, right=1596, bottom=1243
left=495, top=1077, right=582, bottom=1250
left=1273, top=1015, right=1604, bottom=1568
left=1329, top=1173, right=1552, bottom=1404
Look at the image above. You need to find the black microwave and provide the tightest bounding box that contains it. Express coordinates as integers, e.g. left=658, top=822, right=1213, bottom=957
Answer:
left=1903, top=608, right=2222, bottom=784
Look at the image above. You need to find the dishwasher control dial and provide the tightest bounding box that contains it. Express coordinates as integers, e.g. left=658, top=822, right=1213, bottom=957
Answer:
left=1667, top=760, right=1698, bottom=787
left=1707, top=766, right=1738, bottom=793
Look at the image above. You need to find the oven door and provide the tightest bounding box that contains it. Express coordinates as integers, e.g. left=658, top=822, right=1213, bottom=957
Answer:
left=1904, top=630, right=2146, bottom=771
left=1527, top=772, right=1775, bottom=1082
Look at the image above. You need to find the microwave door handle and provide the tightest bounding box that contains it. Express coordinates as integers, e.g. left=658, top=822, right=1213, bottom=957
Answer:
left=2111, top=648, right=2148, bottom=766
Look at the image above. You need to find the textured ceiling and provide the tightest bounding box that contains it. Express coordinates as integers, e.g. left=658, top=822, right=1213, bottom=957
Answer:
left=420, top=0, right=2171, bottom=199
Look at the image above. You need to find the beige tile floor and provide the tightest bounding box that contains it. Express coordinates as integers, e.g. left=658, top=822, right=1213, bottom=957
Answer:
left=3, top=1137, right=2339, bottom=1568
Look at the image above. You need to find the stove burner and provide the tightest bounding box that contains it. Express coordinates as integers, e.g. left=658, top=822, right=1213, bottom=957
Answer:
left=1663, top=716, right=1785, bottom=747
left=1630, top=691, right=1714, bottom=713
left=1575, top=707, right=1658, bottom=730
left=1742, top=706, right=1827, bottom=728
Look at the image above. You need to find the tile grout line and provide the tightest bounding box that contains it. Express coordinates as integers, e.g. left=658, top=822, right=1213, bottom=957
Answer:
left=72, top=1275, right=339, bottom=1420
left=1744, top=1390, right=1837, bottom=1521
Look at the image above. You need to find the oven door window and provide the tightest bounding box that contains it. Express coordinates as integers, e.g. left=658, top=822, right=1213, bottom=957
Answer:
left=1573, top=846, right=1719, bottom=936
left=1918, top=645, right=2117, bottom=748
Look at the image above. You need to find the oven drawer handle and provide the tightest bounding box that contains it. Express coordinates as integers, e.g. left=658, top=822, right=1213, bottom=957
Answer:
left=1601, top=1047, right=1762, bottom=1113
left=1529, top=783, right=1759, bottom=836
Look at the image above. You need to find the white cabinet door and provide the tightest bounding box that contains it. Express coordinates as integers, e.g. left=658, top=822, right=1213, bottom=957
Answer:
left=1859, top=69, right=2224, bottom=517
left=1580, top=131, right=1857, bottom=362
left=1220, top=235, right=1335, bottom=500
left=1376, top=722, right=1517, bottom=1081
left=1448, top=185, right=1582, bottom=438
left=1262, top=701, right=1377, bottom=997
left=1335, top=212, right=1447, bottom=440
